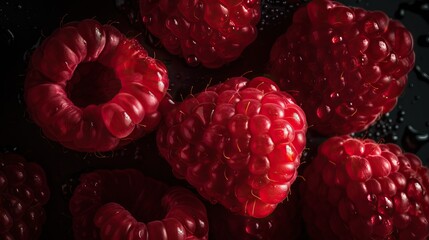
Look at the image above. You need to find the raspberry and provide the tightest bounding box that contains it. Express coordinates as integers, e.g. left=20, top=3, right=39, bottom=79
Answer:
left=139, top=0, right=261, bottom=68
left=0, top=153, right=50, bottom=240
left=208, top=187, right=303, bottom=240
left=69, top=169, right=208, bottom=240
left=24, top=19, right=169, bottom=152
left=300, top=136, right=429, bottom=239
left=269, top=0, right=415, bottom=136
left=156, top=76, right=307, bottom=218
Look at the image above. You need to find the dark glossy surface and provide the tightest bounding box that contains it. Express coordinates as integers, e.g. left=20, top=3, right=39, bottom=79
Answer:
left=1, top=0, right=428, bottom=239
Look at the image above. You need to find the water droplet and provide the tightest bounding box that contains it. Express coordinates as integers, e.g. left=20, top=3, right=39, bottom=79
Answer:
left=142, top=15, right=152, bottom=24
left=331, top=35, right=343, bottom=44
left=367, top=193, right=377, bottom=203
left=353, top=112, right=402, bottom=144
left=401, top=125, right=429, bottom=153
left=245, top=220, right=261, bottom=235
left=370, top=214, right=383, bottom=225
left=395, top=1, right=429, bottom=25
left=329, top=92, right=341, bottom=103
left=397, top=110, right=406, bottom=123
left=394, top=0, right=429, bottom=104
left=414, top=65, right=429, bottom=85
left=258, top=0, right=305, bottom=30
left=316, top=105, right=331, bottom=121
left=166, top=16, right=179, bottom=29
left=377, top=196, right=393, bottom=215
left=394, top=8, right=405, bottom=19
left=186, top=55, right=200, bottom=67
left=1, top=146, right=19, bottom=153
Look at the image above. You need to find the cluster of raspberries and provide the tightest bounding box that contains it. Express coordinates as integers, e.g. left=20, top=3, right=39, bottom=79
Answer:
left=8, top=0, right=426, bottom=239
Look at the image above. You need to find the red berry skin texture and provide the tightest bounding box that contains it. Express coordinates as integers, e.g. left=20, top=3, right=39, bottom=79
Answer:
left=300, top=136, right=429, bottom=240
left=24, top=19, right=169, bottom=152
left=269, top=0, right=415, bottom=136
left=69, top=169, right=208, bottom=240
left=139, top=0, right=261, bottom=68
left=0, top=153, right=50, bottom=240
left=156, top=76, right=307, bottom=218
left=208, top=188, right=303, bottom=240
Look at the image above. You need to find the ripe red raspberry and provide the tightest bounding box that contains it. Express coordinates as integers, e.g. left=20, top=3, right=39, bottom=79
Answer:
left=208, top=188, right=303, bottom=240
left=25, top=19, right=169, bottom=152
left=156, top=76, right=307, bottom=218
left=300, top=136, right=429, bottom=240
left=269, top=0, right=415, bottom=136
left=0, top=153, right=50, bottom=240
left=69, top=169, right=208, bottom=240
left=139, top=0, right=261, bottom=68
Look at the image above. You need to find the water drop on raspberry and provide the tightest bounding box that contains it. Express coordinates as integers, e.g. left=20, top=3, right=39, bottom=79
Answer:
left=331, top=35, right=343, bottom=44
left=186, top=55, right=199, bottom=66
left=245, top=219, right=260, bottom=235
left=377, top=196, right=393, bottom=215
left=142, top=15, right=152, bottom=24
left=316, top=105, right=331, bottom=121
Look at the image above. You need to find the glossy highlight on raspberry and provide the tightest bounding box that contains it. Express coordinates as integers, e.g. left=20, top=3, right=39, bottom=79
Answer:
left=269, top=0, right=415, bottom=136
left=157, top=76, right=307, bottom=218
left=139, top=0, right=261, bottom=68
left=69, top=169, right=208, bottom=240
left=0, top=153, right=50, bottom=240
left=208, top=188, right=303, bottom=240
left=300, top=136, right=429, bottom=240
left=24, top=19, right=169, bottom=152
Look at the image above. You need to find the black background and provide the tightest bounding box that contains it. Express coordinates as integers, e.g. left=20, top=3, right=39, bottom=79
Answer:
left=1, top=0, right=428, bottom=239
